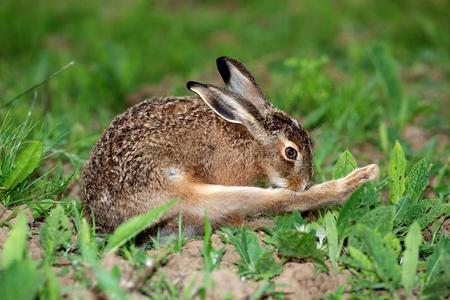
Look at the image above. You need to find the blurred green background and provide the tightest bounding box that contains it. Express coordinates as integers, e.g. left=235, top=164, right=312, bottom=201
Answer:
left=1, top=2, right=449, bottom=298
left=1, top=0, right=449, bottom=175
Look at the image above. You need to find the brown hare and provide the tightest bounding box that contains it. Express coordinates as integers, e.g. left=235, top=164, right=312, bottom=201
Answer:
left=81, top=56, right=379, bottom=235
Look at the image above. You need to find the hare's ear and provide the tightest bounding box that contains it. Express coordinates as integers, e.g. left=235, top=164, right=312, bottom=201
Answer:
left=216, top=56, right=272, bottom=115
left=187, top=81, right=263, bottom=129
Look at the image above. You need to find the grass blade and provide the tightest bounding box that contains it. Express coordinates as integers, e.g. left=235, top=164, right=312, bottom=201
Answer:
left=1, top=213, right=28, bottom=269
left=388, top=141, right=406, bottom=204
left=421, top=237, right=450, bottom=299
left=371, top=44, right=407, bottom=129
left=0, top=61, right=75, bottom=110
left=325, top=212, right=339, bottom=271
left=0, top=259, right=40, bottom=300
left=401, top=222, right=422, bottom=298
left=42, top=263, right=61, bottom=300
left=105, top=199, right=178, bottom=254
left=203, top=214, right=213, bottom=271
left=77, top=218, right=97, bottom=263
left=202, top=214, right=224, bottom=271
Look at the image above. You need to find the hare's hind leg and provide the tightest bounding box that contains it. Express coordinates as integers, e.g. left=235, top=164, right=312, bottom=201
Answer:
left=175, top=164, right=379, bottom=228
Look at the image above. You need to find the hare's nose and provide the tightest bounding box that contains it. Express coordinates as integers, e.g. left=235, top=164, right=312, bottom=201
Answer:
left=298, top=180, right=309, bottom=191
left=301, top=178, right=313, bottom=191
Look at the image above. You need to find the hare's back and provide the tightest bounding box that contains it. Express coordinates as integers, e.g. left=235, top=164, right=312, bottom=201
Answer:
left=81, top=96, right=248, bottom=200
left=104, top=96, right=241, bottom=144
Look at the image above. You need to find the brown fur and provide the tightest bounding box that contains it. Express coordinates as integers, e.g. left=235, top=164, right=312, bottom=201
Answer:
left=80, top=57, right=379, bottom=235
left=81, top=96, right=265, bottom=232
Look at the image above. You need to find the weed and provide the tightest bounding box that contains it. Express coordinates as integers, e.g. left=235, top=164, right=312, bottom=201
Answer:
left=221, top=227, right=282, bottom=280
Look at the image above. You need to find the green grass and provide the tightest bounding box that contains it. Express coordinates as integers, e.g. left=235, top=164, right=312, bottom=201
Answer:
left=0, top=0, right=449, bottom=299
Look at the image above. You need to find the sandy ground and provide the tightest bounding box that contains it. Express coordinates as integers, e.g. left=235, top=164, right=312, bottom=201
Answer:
left=150, top=235, right=350, bottom=299
left=0, top=206, right=350, bottom=300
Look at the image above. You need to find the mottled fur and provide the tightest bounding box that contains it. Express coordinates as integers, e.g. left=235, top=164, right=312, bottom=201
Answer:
left=81, top=57, right=379, bottom=235
left=81, top=96, right=267, bottom=232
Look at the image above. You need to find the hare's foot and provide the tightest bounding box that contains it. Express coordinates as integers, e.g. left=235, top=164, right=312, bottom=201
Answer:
left=292, top=164, right=380, bottom=209
left=332, top=164, right=380, bottom=203
left=341, top=164, right=380, bottom=189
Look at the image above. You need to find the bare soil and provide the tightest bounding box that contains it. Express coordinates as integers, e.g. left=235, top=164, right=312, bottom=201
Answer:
left=7, top=200, right=447, bottom=300
left=151, top=235, right=349, bottom=299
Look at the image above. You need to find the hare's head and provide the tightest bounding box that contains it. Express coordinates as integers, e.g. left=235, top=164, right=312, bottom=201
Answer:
left=187, top=56, right=313, bottom=191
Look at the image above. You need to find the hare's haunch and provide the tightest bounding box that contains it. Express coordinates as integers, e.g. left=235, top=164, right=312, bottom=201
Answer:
left=81, top=56, right=379, bottom=235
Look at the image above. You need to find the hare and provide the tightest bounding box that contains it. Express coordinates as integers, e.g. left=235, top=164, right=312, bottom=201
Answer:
left=81, top=56, right=379, bottom=235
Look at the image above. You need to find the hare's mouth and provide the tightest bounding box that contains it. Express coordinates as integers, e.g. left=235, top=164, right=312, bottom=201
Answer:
left=270, top=184, right=283, bottom=189
left=305, top=182, right=313, bottom=190
left=268, top=170, right=289, bottom=189
left=271, top=182, right=310, bottom=191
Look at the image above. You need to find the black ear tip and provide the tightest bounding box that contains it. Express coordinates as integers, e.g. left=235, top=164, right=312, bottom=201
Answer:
left=216, top=56, right=228, bottom=63
left=216, top=56, right=231, bottom=83
left=186, top=81, right=194, bottom=90
left=186, top=80, right=197, bottom=90
left=186, top=80, right=206, bottom=91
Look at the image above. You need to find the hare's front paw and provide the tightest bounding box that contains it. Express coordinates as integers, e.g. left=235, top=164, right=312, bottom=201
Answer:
left=343, top=164, right=380, bottom=190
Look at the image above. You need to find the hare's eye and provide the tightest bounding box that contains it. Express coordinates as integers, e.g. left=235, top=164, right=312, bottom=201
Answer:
left=285, top=147, right=297, bottom=160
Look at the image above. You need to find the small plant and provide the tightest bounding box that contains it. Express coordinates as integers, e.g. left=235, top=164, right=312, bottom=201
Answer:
left=333, top=149, right=357, bottom=179
left=275, top=230, right=326, bottom=267
left=0, top=119, right=43, bottom=208
left=0, top=119, right=74, bottom=220
left=40, top=205, right=72, bottom=261
left=0, top=213, right=41, bottom=300
left=421, top=237, right=450, bottom=299
left=1, top=140, right=43, bottom=192
left=324, top=147, right=449, bottom=297
left=221, top=227, right=282, bottom=280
